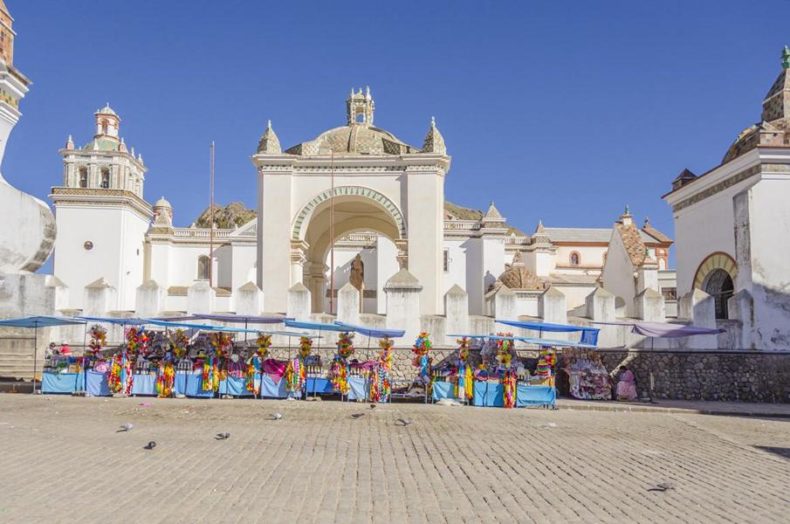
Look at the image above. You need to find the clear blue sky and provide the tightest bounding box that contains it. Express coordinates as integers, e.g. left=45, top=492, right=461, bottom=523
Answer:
left=4, top=1, right=788, bottom=249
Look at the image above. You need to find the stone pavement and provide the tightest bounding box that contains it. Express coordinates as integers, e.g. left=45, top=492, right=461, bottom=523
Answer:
left=557, top=398, right=790, bottom=417
left=0, top=396, right=788, bottom=523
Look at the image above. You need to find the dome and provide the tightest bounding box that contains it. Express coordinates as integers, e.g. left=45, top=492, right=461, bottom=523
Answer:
left=154, top=196, right=172, bottom=208
left=286, top=125, right=418, bottom=156
left=495, top=257, right=546, bottom=291
left=96, top=103, right=118, bottom=117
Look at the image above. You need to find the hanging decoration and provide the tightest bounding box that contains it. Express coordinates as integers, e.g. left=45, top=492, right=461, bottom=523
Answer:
left=108, top=352, right=132, bottom=395
left=495, top=332, right=515, bottom=369
left=411, top=332, right=432, bottom=383
left=286, top=358, right=305, bottom=393
left=456, top=337, right=474, bottom=401
left=298, top=336, right=313, bottom=360
left=209, top=332, right=233, bottom=359
left=169, top=329, right=189, bottom=359
left=503, top=369, right=517, bottom=408
left=156, top=361, right=175, bottom=397
left=370, top=337, right=394, bottom=403
left=336, top=332, right=355, bottom=359
left=256, top=333, right=272, bottom=359
left=125, top=327, right=148, bottom=356
left=88, top=324, right=107, bottom=357
left=245, top=360, right=257, bottom=394
left=329, top=357, right=349, bottom=394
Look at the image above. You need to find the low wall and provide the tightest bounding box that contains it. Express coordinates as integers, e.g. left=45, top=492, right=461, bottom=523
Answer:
left=587, top=349, right=790, bottom=403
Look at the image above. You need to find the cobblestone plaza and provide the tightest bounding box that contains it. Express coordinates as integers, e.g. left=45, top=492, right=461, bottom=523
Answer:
left=0, top=396, right=787, bottom=523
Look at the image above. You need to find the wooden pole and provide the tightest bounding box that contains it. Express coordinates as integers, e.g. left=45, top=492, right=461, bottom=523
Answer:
left=329, top=151, right=335, bottom=315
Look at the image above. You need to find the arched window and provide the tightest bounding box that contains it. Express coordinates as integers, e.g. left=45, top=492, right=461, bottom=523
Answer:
left=79, top=168, right=88, bottom=188
left=197, top=255, right=210, bottom=280
left=100, top=168, right=110, bottom=189
left=703, top=269, right=734, bottom=320
left=101, top=119, right=109, bottom=135
left=569, top=251, right=581, bottom=267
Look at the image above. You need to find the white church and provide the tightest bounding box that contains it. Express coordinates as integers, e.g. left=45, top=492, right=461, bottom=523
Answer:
left=3, top=0, right=789, bottom=352
left=46, top=87, right=677, bottom=341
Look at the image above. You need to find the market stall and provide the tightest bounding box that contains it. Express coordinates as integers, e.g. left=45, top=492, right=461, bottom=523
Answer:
left=0, top=316, right=88, bottom=394
left=334, top=321, right=404, bottom=403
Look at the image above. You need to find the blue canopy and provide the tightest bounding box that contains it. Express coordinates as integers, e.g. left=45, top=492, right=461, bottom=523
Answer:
left=448, top=333, right=597, bottom=348
left=188, top=313, right=290, bottom=324
left=0, top=316, right=86, bottom=328
left=495, top=319, right=599, bottom=346
left=284, top=320, right=348, bottom=332
left=258, top=330, right=321, bottom=339
left=142, top=319, right=258, bottom=333
left=78, top=316, right=146, bottom=326
left=333, top=321, right=405, bottom=339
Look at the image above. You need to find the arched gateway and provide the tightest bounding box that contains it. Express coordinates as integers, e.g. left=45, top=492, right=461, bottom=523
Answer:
left=252, top=88, right=450, bottom=315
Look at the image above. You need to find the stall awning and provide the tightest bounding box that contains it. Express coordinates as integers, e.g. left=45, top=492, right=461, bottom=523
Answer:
left=0, top=316, right=86, bottom=328
left=142, top=319, right=258, bottom=333
left=188, top=314, right=290, bottom=324
left=495, top=319, right=600, bottom=346
left=448, top=333, right=597, bottom=348
left=593, top=321, right=724, bottom=338
left=284, top=320, right=348, bottom=332
left=78, top=316, right=146, bottom=326
left=333, top=321, right=405, bottom=339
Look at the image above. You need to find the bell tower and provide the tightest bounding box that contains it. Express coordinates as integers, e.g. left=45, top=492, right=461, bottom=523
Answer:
left=346, top=87, right=375, bottom=126
left=0, top=1, right=14, bottom=66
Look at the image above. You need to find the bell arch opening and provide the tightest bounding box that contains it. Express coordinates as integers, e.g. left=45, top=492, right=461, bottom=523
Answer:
left=694, top=252, right=737, bottom=320
left=297, top=194, right=405, bottom=314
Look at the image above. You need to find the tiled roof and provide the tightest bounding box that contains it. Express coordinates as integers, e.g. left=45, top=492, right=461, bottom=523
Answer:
left=641, top=223, right=673, bottom=244
left=616, top=223, right=647, bottom=267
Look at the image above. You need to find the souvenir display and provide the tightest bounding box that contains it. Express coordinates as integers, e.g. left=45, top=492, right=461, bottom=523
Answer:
left=563, top=349, right=612, bottom=400
left=412, top=332, right=432, bottom=384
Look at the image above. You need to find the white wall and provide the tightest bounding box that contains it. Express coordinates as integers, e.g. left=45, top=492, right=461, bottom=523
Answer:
left=601, top=230, right=636, bottom=316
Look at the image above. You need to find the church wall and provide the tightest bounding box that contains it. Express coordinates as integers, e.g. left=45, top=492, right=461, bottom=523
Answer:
left=601, top=230, right=636, bottom=316
left=554, top=283, right=597, bottom=311
left=671, top=166, right=756, bottom=296
left=215, top=244, right=233, bottom=289
left=230, top=243, right=256, bottom=290
left=464, top=238, right=484, bottom=315
left=162, top=244, right=215, bottom=287
left=405, top=171, right=445, bottom=315
left=552, top=245, right=607, bottom=272
left=441, top=239, right=468, bottom=298
left=53, top=205, right=125, bottom=311
left=324, top=245, right=378, bottom=314
left=376, top=236, right=398, bottom=314
left=147, top=242, right=171, bottom=289
left=259, top=170, right=293, bottom=313
left=740, top=177, right=790, bottom=349
left=480, top=236, right=505, bottom=311
left=117, top=208, right=148, bottom=310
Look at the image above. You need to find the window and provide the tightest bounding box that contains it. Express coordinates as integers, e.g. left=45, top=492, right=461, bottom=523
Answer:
left=79, top=168, right=88, bottom=188
left=100, top=168, right=110, bottom=189
left=569, top=252, right=581, bottom=267
left=101, top=119, right=109, bottom=135
left=443, top=249, right=450, bottom=272
left=197, top=255, right=210, bottom=280
left=661, top=287, right=677, bottom=301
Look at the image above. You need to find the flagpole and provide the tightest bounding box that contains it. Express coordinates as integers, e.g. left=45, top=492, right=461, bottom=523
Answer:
left=209, top=141, right=215, bottom=288
left=329, top=151, right=335, bottom=315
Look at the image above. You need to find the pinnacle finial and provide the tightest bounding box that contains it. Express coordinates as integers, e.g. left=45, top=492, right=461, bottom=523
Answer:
left=624, top=204, right=631, bottom=215
left=267, top=119, right=272, bottom=130
left=431, top=116, right=436, bottom=127
left=782, top=45, right=790, bottom=69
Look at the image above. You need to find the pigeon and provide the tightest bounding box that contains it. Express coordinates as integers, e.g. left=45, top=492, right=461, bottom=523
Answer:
left=647, top=482, right=675, bottom=492
left=270, top=413, right=283, bottom=421
left=395, top=418, right=413, bottom=426
left=215, top=432, right=230, bottom=440
left=143, top=441, right=156, bottom=450
left=369, top=404, right=377, bottom=409
left=351, top=413, right=365, bottom=419
left=117, top=423, right=134, bottom=432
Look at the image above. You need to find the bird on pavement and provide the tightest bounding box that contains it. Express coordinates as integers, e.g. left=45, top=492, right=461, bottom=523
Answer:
left=270, top=413, right=283, bottom=420
left=215, top=432, right=231, bottom=440
left=143, top=441, right=156, bottom=450
left=117, top=423, right=134, bottom=432
left=351, top=413, right=365, bottom=419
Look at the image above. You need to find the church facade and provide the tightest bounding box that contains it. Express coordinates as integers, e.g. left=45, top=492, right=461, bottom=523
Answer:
left=46, top=88, right=676, bottom=342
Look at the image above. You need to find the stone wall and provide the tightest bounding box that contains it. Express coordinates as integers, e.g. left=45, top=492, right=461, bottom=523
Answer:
left=586, top=349, right=790, bottom=403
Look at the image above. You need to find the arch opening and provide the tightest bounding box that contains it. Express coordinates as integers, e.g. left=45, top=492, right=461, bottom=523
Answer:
left=703, top=268, right=734, bottom=320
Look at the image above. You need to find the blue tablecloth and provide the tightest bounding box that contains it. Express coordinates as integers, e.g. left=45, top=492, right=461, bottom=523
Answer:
left=473, top=381, right=504, bottom=407
left=132, top=373, right=157, bottom=396
left=516, top=384, right=556, bottom=408
left=432, top=381, right=457, bottom=401
left=306, top=377, right=333, bottom=394
left=260, top=374, right=288, bottom=398
left=219, top=376, right=253, bottom=397
left=42, top=372, right=79, bottom=394
left=185, top=373, right=215, bottom=398
left=347, top=376, right=369, bottom=401
left=85, top=370, right=111, bottom=396
left=175, top=372, right=188, bottom=396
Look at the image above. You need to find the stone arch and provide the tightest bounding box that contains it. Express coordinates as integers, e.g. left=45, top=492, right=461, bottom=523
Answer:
left=291, top=186, right=406, bottom=241
left=694, top=252, right=737, bottom=320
